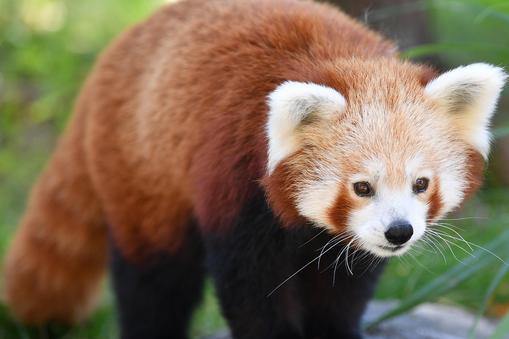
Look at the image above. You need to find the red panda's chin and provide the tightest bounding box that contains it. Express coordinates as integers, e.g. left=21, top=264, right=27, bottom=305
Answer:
left=371, top=244, right=411, bottom=257
left=359, top=238, right=415, bottom=257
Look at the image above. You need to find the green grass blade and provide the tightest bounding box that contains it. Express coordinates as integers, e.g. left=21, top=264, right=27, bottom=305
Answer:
left=364, top=229, right=509, bottom=329
left=469, top=252, right=509, bottom=338
left=401, top=43, right=509, bottom=59
left=0, top=303, right=34, bottom=339
left=434, top=0, right=509, bottom=24
left=494, top=126, right=509, bottom=139
left=490, top=310, right=509, bottom=339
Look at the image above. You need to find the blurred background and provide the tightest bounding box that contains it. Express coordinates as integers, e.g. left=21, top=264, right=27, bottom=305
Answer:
left=1, top=0, right=509, bottom=338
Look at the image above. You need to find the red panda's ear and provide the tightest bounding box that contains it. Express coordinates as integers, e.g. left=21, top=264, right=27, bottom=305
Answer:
left=266, top=81, right=345, bottom=173
left=424, top=63, right=507, bottom=159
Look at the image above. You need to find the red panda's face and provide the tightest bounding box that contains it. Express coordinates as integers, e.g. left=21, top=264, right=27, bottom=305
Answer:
left=265, top=62, right=506, bottom=257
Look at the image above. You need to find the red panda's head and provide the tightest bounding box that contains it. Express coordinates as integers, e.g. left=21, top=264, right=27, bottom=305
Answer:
left=264, top=60, right=506, bottom=257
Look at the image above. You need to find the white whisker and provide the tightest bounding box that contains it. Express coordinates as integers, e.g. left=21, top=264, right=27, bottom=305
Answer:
left=299, top=228, right=327, bottom=248
left=426, top=229, right=471, bottom=263
left=430, top=222, right=473, bottom=251
left=423, top=232, right=447, bottom=263
left=267, top=239, right=342, bottom=297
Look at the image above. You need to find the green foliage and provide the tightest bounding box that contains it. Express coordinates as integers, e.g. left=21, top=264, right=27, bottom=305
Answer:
left=428, top=0, right=509, bottom=66
left=491, top=310, right=509, bottom=339
left=0, top=0, right=163, bottom=132
left=367, top=224, right=509, bottom=330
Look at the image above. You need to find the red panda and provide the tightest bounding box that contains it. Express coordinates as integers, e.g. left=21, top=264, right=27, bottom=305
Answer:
left=3, top=0, right=506, bottom=338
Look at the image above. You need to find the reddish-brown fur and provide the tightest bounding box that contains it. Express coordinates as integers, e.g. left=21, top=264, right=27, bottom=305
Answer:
left=427, top=183, right=443, bottom=221
left=262, top=157, right=306, bottom=227
left=464, top=149, right=486, bottom=201
left=3, top=0, right=485, bottom=324
left=328, top=185, right=356, bottom=232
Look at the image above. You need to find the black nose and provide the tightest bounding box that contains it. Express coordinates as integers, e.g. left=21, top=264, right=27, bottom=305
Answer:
left=385, top=220, right=413, bottom=245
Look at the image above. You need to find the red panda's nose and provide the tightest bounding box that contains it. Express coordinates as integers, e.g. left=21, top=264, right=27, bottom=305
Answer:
left=385, top=220, right=413, bottom=245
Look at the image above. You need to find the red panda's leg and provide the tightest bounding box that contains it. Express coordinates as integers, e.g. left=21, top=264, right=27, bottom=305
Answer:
left=205, top=192, right=386, bottom=339
left=299, top=230, right=386, bottom=339
left=109, top=223, right=205, bottom=339
left=204, top=193, right=305, bottom=339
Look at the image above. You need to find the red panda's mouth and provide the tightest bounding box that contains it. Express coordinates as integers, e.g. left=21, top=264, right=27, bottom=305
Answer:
left=377, top=244, right=404, bottom=252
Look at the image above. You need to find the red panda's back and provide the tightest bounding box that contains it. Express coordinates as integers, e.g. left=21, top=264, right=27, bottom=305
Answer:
left=80, top=0, right=395, bottom=256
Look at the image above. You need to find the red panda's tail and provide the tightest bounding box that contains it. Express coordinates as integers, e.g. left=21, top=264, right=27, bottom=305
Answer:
left=3, top=110, right=107, bottom=325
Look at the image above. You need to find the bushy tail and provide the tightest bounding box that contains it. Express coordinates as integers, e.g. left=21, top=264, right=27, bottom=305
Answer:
left=3, top=112, right=107, bottom=325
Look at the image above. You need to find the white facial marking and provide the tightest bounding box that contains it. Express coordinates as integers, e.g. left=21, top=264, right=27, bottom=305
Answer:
left=345, top=158, right=432, bottom=257
left=350, top=186, right=428, bottom=257
left=436, top=156, right=466, bottom=215
left=355, top=158, right=386, bottom=182
left=266, top=81, right=345, bottom=173
left=405, top=155, right=424, bottom=177
left=425, top=63, right=507, bottom=159
left=296, top=175, right=340, bottom=230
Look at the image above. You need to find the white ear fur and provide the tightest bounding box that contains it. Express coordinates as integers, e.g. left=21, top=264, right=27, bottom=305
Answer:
left=425, top=63, right=507, bottom=159
left=266, top=81, right=345, bottom=173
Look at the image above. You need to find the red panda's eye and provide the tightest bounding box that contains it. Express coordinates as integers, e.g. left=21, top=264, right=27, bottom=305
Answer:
left=413, top=177, right=429, bottom=194
left=353, top=182, right=374, bottom=197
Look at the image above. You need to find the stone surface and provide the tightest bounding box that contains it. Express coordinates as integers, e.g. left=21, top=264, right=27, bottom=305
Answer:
left=203, top=301, right=498, bottom=339
left=363, top=301, right=496, bottom=339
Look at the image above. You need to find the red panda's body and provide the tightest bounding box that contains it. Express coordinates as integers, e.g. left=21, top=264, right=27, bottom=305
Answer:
left=4, top=0, right=505, bottom=338
left=83, top=0, right=399, bottom=258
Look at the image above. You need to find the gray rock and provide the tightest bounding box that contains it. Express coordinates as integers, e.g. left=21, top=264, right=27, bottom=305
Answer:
left=363, top=301, right=497, bottom=339
left=203, top=330, right=231, bottom=339
left=203, top=301, right=498, bottom=339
